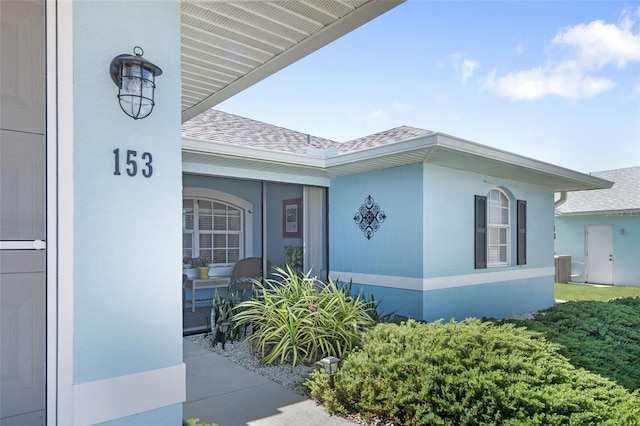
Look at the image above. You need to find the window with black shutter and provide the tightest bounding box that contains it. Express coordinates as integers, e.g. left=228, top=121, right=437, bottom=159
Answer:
left=517, top=199, right=527, bottom=265
left=474, top=195, right=487, bottom=269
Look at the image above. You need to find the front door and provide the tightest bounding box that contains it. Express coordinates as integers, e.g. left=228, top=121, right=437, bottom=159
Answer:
left=0, top=1, right=47, bottom=424
left=586, top=224, right=613, bottom=285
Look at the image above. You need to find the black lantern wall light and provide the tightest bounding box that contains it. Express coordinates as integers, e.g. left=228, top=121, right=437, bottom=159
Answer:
left=110, top=46, right=162, bottom=120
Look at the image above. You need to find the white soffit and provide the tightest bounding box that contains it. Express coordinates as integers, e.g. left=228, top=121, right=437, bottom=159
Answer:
left=181, top=0, right=404, bottom=122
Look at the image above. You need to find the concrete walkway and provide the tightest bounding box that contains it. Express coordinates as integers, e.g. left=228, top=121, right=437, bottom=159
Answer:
left=183, top=339, right=355, bottom=426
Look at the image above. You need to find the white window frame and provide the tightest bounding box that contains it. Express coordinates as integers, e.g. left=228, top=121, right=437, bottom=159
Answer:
left=486, top=188, right=510, bottom=266
left=182, top=188, right=253, bottom=265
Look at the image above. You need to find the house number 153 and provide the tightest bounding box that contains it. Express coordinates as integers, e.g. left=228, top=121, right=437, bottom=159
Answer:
left=113, top=149, right=153, bottom=178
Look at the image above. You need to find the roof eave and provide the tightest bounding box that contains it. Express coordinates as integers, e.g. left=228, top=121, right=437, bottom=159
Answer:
left=326, top=133, right=614, bottom=191
left=556, top=210, right=613, bottom=217
left=434, top=134, right=614, bottom=191
left=180, top=0, right=405, bottom=123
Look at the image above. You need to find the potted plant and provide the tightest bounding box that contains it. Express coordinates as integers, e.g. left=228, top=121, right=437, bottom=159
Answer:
left=197, top=256, right=210, bottom=279
left=284, top=245, right=303, bottom=273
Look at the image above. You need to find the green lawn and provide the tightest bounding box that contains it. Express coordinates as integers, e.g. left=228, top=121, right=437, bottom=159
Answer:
left=555, top=283, right=640, bottom=302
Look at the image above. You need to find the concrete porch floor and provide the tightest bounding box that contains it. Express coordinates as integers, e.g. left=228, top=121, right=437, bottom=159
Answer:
left=183, top=339, right=355, bottom=426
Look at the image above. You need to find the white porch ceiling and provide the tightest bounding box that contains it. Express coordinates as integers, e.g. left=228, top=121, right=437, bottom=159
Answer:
left=180, top=0, right=404, bottom=122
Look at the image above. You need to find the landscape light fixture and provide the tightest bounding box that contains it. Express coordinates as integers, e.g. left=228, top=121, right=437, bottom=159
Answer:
left=320, top=356, right=341, bottom=388
left=110, top=46, right=162, bottom=120
left=218, top=321, right=231, bottom=350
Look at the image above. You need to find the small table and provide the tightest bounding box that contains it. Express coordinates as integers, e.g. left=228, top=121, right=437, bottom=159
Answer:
left=186, top=276, right=230, bottom=312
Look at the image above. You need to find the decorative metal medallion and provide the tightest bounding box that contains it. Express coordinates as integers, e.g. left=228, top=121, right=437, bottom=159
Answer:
left=353, top=195, right=386, bottom=240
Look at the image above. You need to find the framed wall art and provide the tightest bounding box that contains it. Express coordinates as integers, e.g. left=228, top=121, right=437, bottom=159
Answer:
left=283, top=198, right=301, bottom=238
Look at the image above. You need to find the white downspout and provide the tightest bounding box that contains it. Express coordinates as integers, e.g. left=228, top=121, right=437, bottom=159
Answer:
left=554, top=191, right=567, bottom=210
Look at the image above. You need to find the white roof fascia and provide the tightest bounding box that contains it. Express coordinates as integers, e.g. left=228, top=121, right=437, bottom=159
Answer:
left=181, top=0, right=405, bottom=122
left=434, top=133, right=613, bottom=190
left=555, top=210, right=610, bottom=217
left=556, top=209, right=640, bottom=217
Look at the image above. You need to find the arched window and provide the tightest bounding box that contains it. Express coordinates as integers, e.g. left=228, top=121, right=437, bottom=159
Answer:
left=182, top=188, right=253, bottom=266
left=486, top=188, right=510, bottom=266
left=475, top=189, right=526, bottom=269
left=183, top=198, right=241, bottom=265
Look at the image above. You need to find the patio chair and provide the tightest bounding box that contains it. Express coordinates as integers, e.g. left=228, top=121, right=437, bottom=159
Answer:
left=231, top=257, right=272, bottom=291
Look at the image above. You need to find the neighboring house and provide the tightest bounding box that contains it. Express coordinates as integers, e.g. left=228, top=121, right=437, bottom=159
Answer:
left=555, top=167, right=640, bottom=286
left=182, top=109, right=612, bottom=322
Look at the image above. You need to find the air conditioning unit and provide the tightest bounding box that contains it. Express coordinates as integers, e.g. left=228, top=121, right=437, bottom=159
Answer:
left=554, top=255, right=571, bottom=283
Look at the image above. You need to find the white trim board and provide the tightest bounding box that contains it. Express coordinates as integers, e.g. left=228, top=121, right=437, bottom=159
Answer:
left=329, top=267, right=555, bottom=292
left=53, top=1, right=76, bottom=424
left=73, top=364, right=186, bottom=425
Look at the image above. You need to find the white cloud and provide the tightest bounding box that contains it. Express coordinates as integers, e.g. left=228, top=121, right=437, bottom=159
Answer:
left=450, top=52, right=479, bottom=84
left=516, top=45, right=524, bottom=55
left=634, top=83, right=640, bottom=94
left=484, top=63, right=616, bottom=100
left=484, top=9, right=640, bottom=100
left=461, top=59, right=478, bottom=84
left=552, top=16, right=640, bottom=69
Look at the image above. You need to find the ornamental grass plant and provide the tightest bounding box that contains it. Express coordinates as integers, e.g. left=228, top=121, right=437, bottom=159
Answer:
left=232, top=266, right=376, bottom=369
left=306, top=319, right=640, bottom=425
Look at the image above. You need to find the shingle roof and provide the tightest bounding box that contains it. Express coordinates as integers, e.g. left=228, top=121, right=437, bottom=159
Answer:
left=181, top=109, right=434, bottom=155
left=182, top=109, right=339, bottom=154
left=337, top=126, right=433, bottom=153
left=556, top=166, right=640, bottom=214
left=182, top=110, right=613, bottom=192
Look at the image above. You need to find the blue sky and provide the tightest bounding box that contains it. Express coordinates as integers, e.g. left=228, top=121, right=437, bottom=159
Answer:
left=217, top=1, right=640, bottom=173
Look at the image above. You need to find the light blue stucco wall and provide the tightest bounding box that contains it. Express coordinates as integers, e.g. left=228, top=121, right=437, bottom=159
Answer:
left=330, top=163, right=424, bottom=277
left=422, top=277, right=555, bottom=321
left=420, top=164, right=555, bottom=320
left=329, top=164, right=424, bottom=317
left=423, top=164, right=555, bottom=276
left=555, top=214, right=640, bottom=286
left=73, top=1, right=182, bottom=424
left=329, top=163, right=556, bottom=321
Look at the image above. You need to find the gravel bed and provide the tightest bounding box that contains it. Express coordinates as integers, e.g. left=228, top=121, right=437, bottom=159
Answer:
left=186, top=333, right=315, bottom=393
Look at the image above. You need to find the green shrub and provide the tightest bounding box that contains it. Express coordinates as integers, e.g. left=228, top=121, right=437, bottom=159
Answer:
left=233, top=266, right=375, bottom=369
left=504, top=297, right=640, bottom=391
left=306, top=319, right=640, bottom=425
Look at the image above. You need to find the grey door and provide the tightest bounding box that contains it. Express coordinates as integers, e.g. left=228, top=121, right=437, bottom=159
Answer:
left=1, top=1, right=47, bottom=425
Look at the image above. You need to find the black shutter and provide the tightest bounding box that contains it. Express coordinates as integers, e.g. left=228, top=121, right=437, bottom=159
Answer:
left=517, top=200, right=527, bottom=265
left=475, top=195, right=487, bottom=269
